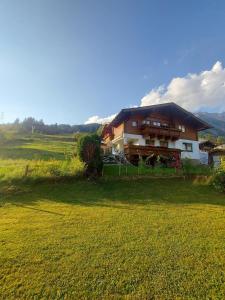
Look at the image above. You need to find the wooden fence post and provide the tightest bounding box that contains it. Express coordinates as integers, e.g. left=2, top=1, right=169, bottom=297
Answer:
left=24, top=165, right=29, bottom=177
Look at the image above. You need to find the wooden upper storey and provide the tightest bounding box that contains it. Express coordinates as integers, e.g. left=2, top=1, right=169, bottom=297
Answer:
left=102, top=102, right=211, bottom=143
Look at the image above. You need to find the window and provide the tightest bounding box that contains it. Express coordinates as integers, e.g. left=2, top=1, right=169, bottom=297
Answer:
left=132, top=121, right=137, bottom=127
left=142, top=120, right=150, bottom=125
left=160, top=141, right=168, bottom=148
left=178, top=125, right=185, bottom=132
left=146, top=139, right=155, bottom=146
left=183, top=143, right=193, bottom=152
left=153, top=121, right=161, bottom=127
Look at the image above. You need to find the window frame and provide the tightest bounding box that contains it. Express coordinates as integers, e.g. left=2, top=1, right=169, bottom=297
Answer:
left=183, top=142, right=193, bottom=152
left=178, top=125, right=185, bottom=132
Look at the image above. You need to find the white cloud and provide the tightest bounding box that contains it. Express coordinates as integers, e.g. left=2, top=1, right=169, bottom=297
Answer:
left=141, top=61, right=225, bottom=111
left=84, top=113, right=117, bottom=124
left=85, top=61, right=225, bottom=124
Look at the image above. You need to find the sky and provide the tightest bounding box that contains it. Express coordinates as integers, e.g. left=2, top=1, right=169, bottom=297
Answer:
left=0, top=0, right=225, bottom=124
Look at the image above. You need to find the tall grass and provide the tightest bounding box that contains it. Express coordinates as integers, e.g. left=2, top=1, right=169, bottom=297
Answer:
left=103, top=164, right=178, bottom=177
left=103, top=159, right=213, bottom=177
left=0, top=158, right=84, bottom=182
left=182, top=158, right=212, bottom=175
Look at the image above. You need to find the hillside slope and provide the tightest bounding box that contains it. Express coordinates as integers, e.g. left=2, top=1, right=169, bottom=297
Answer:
left=196, top=112, right=225, bottom=137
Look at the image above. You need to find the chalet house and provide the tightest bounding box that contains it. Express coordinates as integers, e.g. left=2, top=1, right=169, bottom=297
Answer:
left=101, top=102, right=211, bottom=166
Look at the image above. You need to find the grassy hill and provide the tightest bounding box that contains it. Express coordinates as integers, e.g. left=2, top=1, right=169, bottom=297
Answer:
left=0, top=133, right=85, bottom=182
left=0, top=133, right=74, bottom=161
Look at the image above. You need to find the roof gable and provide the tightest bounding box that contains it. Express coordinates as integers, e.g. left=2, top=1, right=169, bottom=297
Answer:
left=109, top=102, right=211, bottom=131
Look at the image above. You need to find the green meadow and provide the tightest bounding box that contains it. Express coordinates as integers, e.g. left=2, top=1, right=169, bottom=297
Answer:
left=0, top=133, right=84, bottom=182
left=0, top=133, right=225, bottom=299
left=0, top=133, right=74, bottom=161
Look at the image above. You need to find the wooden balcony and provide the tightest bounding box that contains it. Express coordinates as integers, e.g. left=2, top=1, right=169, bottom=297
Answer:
left=140, top=124, right=181, bottom=140
left=124, top=144, right=181, bottom=157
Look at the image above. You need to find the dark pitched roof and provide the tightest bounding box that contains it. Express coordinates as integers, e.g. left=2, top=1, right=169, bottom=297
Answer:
left=210, top=144, right=225, bottom=154
left=109, top=102, right=211, bottom=131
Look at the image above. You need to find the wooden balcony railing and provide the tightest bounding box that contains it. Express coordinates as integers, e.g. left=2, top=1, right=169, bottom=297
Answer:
left=140, top=124, right=181, bottom=140
left=124, top=144, right=181, bottom=157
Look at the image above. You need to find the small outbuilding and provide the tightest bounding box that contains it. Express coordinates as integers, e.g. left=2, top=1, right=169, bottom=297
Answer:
left=199, top=140, right=216, bottom=165
left=209, top=144, right=225, bottom=167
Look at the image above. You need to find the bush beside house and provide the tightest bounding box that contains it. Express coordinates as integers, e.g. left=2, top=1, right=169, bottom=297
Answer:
left=211, top=157, right=225, bottom=193
left=77, top=134, right=103, bottom=177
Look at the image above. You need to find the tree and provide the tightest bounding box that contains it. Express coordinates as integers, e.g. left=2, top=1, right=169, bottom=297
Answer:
left=204, top=133, right=216, bottom=143
left=77, top=134, right=103, bottom=177
left=96, top=124, right=104, bottom=136
left=217, top=136, right=225, bottom=145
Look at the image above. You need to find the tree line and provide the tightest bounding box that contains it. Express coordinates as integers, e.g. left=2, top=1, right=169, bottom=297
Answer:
left=0, top=117, right=101, bottom=135
left=199, top=132, right=225, bottom=145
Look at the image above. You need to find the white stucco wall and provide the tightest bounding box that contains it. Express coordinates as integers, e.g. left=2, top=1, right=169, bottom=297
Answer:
left=123, top=133, right=146, bottom=146
left=175, top=139, right=200, bottom=160
left=199, top=151, right=208, bottom=165
left=168, top=140, right=176, bottom=148
left=111, top=134, right=201, bottom=161
left=111, top=136, right=124, bottom=154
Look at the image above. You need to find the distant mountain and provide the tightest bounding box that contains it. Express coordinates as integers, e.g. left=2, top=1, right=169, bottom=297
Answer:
left=196, top=112, right=225, bottom=137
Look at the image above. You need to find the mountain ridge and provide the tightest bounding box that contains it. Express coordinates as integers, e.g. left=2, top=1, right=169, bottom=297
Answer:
left=196, top=112, right=225, bottom=137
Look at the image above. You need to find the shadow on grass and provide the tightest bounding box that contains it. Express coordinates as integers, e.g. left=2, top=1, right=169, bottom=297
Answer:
left=1, top=178, right=225, bottom=209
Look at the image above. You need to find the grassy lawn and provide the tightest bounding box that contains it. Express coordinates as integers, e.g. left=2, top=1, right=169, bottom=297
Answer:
left=103, top=163, right=212, bottom=177
left=103, top=164, right=178, bottom=177
left=1, top=178, right=225, bottom=299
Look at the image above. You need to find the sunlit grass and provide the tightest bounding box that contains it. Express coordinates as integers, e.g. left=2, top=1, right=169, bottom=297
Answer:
left=0, top=178, right=225, bottom=299
left=0, top=133, right=74, bottom=160
left=0, top=133, right=82, bottom=182
left=0, top=133, right=224, bottom=298
left=0, top=158, right=84, bottom=182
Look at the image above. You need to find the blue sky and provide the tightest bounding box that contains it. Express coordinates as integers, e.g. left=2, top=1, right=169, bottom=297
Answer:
left=0, top=0, right=225, bottom=124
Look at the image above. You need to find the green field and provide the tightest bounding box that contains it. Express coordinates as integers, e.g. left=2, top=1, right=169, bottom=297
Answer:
left=1, top=179, right=225, bottom=299
left=0, top=133, right=85, bottom=182
left=0, top=133, right=74, bottom=161
left=0, top=133, right=225, bottom=299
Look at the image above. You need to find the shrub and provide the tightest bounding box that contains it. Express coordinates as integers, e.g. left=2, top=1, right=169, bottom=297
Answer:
left=182, top=158, right=212, bottom=175
left=211, top=169, right=225, bottom=193
left=221, top=157, right=225, bottom=171
left=77, top=134, right=103, bottom=177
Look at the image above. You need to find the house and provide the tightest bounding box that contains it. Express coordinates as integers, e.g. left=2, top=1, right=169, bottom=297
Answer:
left=199, top=140, right=216, bottom=165
left=101, top=102, right=211, bottom=166
left=209, top=144, right=225, bottom=167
